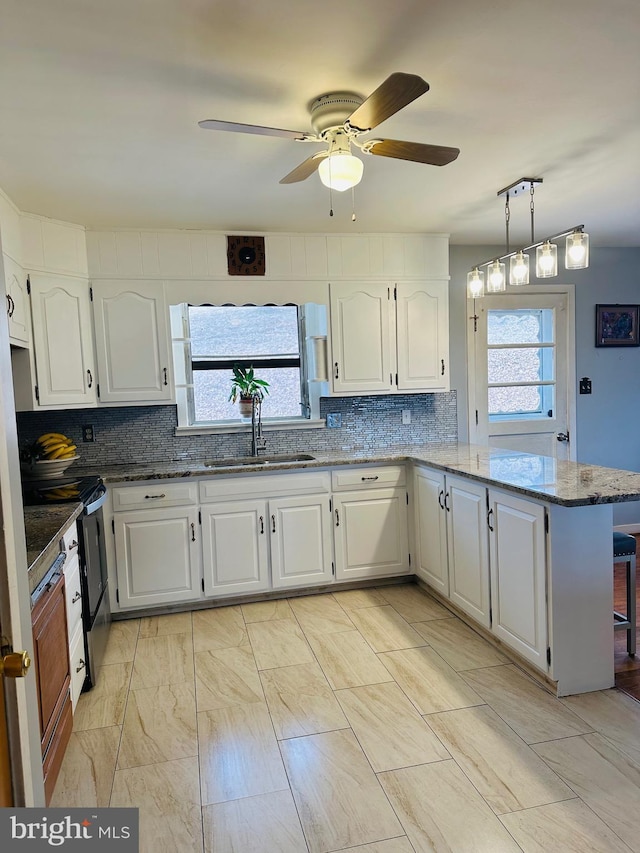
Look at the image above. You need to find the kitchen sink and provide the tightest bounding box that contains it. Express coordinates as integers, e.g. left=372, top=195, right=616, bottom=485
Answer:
left=204, top=453, right=316, bottom=468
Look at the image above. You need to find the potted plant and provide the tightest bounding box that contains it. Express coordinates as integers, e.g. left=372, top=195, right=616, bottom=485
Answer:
left=229, top=364, right=270, bottom=418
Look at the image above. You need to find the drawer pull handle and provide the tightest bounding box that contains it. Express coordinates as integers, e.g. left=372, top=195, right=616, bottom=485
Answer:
left=438, top=489, right=444, bottom=509
left=6, top=293, right=15, bottom=317
left=145, top=494, right=166, bottom=500
left=444, top=492, right=450, bottom=512
left=71, top=590, right=81, bottom=604
left=69, top=539, right=79, bottom=550
left=335, top=508, right=340, bottom=527
left=271, top=514, right=276, bottom=533
left=487, top=507, right=494, bottom=532
left=259, top=515, right=264, bottom=534
left=191, top=522, right=196, bottom=542
left=76, top=658, right=86, bottom=673
left=441, top=358, right=445, bottom=376
left=361, top=476, right=379, bottom=481
left=163, top=367, right=168, bottom=386
left=87, top=368, right=93, bottom=388
left=334, top=362, right=339, bottom=379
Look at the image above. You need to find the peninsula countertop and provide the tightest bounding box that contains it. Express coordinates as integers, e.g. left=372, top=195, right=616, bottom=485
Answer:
left=70, top=443, right=640, bottom=508
left=24, top=503, right=83, bottom=595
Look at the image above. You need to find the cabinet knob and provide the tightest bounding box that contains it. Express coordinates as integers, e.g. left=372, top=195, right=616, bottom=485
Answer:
left=1, top=650, right=31, bottom=679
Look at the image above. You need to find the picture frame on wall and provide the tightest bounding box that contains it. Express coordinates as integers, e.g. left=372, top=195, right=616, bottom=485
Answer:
left=595, top=304, right=640, bottom=347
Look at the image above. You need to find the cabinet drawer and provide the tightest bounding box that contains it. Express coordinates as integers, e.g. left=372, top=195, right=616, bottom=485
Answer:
left=331, top=465, right=406, bottom=491
left=68, top=623, right=87, bottom=711
left=199, top=471, right=330, bottom=503
left=64, top=556, right=83, bottom=638
left=111, top=481, right=198, bottom=511
left=62, top=521, right=80, bottom=556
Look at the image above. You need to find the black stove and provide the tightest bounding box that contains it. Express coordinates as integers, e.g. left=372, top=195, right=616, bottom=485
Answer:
left=22, top=475, right=103, bottom=506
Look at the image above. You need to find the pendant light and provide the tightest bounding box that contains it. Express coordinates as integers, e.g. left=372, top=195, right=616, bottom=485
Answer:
left=467, top=178, right=589, bottom=296
left=565, top=229, right=589, bottom=269
left=536, top=240, right=558, bottom=277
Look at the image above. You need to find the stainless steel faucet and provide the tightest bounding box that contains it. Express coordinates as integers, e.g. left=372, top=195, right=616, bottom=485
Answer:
left=251, top=395, right=267, bottom=456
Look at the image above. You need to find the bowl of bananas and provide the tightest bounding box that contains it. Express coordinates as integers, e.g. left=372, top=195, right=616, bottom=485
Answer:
left=20, top=433, right=80, bottom=479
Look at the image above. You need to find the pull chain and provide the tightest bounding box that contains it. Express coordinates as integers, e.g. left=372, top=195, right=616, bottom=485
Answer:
left=351, top=186, right=356, bottom=222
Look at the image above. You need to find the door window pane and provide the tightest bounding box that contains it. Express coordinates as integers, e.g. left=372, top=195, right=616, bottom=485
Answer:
left=488, top=348, right=554, bottom=384
left=487, top=310, right=551, bottom=345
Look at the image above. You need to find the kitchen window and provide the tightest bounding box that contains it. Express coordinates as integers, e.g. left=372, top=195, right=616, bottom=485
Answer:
left=172, top=302, right=326, bottom=432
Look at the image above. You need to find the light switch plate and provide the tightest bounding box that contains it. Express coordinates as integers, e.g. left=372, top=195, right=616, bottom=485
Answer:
left=402, top=409, right=411, bottom=425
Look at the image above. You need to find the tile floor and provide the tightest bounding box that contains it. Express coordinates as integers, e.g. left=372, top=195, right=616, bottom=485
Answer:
left=51, top=583, right=640, bottom=853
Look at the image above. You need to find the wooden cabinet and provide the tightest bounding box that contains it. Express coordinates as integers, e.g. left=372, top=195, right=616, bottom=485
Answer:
left=92, top=280, right=172, bottom=404
left=329, top=280, right=449, bottom=395
left=445, top=475, right=491, bottom=629
left=3, top=253, right=30, bottom=346
left=31, top=568, right=72, bottom=804
left=413, top=466, right=448, bottom=596
left=24, top=273, right=97, bottom=408
left=488, top=488, right=548, bottom=669
left=332, top=465, right=409, bottom=581
left=113, top=506, right=202, bottom=608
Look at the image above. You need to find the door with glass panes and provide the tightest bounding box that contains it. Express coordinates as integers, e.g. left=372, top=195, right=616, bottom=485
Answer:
left=470, top=292, right=573, bottom=460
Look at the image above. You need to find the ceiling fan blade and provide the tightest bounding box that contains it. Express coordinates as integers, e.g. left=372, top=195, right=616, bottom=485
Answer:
left=366, top=138, right=460, bottom=166
left=280, top=152, right=327, bottom=184
left=198, top=119, right=308, bottom=140
left=347, top=73, right=429, bottom=132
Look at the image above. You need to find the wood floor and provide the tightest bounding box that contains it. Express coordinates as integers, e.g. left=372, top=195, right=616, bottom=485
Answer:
left=51, top=583, right=640, bottom=853
left=614, top=535, right=640, bottom=701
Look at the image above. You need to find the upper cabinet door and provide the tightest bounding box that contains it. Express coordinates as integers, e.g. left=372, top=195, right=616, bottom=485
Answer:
left=4, top=254, right=30, bottom=346
left=92, top=281, right=172, bottom=404
left=29, top=274, right=97, bottom=407
left=329, top=282, right=394, bottom=394
left=396, top=281, right=449, bottom=391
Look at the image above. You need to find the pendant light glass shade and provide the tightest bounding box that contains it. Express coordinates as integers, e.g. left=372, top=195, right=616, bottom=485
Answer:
left=565, top=230, right=589, bottom=269
left=318, top=153, right=363, bottom=192
left=467, top=267, right=485, bottom=297
left=536, top=240, right=558, bottom=277
left=509, top=250, right=530, bottom=285
left=487, top=260, right=506, bottom=292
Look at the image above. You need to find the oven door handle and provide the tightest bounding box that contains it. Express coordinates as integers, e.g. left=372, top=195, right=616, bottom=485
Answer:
left=83, top=484, right=108, bottom=516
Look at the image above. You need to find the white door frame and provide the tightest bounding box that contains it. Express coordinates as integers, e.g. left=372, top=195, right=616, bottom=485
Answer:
left=0, top=247, right=45, bottom=805
left=467, top=284, right=577, bottom=461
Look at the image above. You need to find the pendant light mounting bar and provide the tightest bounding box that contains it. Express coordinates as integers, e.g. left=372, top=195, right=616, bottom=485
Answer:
left=496, top=177, right=543, bottom=198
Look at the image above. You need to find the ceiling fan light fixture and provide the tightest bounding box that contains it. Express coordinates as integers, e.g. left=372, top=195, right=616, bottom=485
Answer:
left=318, top=153, right=364, bottom=192
left=565, top=230, right=589, bottom=269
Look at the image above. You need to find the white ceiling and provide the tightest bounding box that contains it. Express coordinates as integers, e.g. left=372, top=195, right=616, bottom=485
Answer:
left=0, top=0, right=639, bottom=245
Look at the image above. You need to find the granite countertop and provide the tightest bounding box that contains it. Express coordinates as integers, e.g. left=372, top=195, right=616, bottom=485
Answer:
left=25, top=503, right=83, bottom=595
left=72, top=442, right=640, bottom=508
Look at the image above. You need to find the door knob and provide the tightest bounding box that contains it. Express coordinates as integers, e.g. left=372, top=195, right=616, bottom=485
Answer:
left=556, top=432, right=570, bottom=442
left=1, top=651, right=31, bottom=678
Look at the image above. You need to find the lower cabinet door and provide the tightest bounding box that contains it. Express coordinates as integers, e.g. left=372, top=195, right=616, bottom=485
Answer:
left=201, top=500, right=270, bottom=596
left=269, top=494, right=334, bottom=589
left=334, top=488, right=409, bottom=581
left=446, top=475, right=491, bottom=628
left=489, top=488, right=548, bottom=669
left=114, top=507, right=202, bottom=608
left=414, top=466, right=449, bottom=595
left=68, top=624, right=87, bottom=711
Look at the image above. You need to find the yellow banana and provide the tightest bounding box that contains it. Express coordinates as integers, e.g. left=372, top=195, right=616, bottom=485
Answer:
left=48, top=444, right=77, bottom=460
left=40, top=440, right=68, bottom=452
left=38, top=433, right=71, bottom=444
left=57, top=446, right=77, bottom=457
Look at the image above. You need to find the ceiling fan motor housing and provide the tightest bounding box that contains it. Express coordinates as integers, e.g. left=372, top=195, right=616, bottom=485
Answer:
left=309, top=92, right=364, bottom=136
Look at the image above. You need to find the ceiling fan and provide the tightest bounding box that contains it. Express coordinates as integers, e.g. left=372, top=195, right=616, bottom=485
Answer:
left=199, top=73, right=459, bottom=192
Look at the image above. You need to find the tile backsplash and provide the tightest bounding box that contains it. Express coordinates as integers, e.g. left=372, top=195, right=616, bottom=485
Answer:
left=17, top=392, right=457, bottom=467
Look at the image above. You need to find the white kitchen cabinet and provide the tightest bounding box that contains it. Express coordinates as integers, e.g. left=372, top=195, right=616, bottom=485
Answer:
left=446, top=474, right=491, bottom=628
left=334, top=487, right=409, bottom=581
left=24, top=273, right=97, bottom=408
left=488, top=488, right=548, bottom=669
left=330, top=281, right=394, bottom=393
left=201, top=500, right=270, bottom=596
left=91, top=280, right=172, bottom=404
left=396, top=281, right=449, bottom=391
left=270, top=494, right=333, bottom=589
left=114, top=506, right=202, bottom=608
left=329, top=280, right=449, bottom=395
left=413, top=466, right=448, bottom=595
left=4, top=253, right=30, bottom=346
